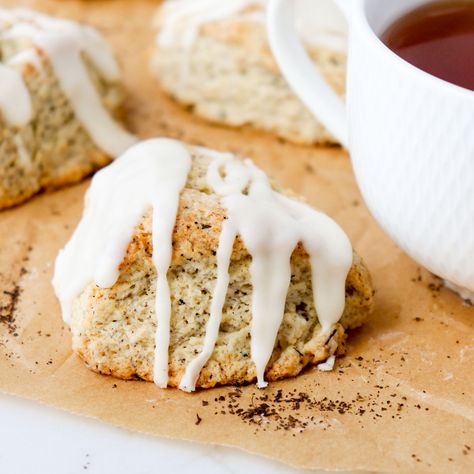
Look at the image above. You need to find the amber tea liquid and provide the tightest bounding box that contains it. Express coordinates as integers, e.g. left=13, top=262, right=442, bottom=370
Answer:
left=381, top=1, right=474, bottom=91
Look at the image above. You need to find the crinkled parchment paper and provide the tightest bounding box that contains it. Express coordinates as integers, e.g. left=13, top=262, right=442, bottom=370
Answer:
left=0, top=1, right=472, bottom=472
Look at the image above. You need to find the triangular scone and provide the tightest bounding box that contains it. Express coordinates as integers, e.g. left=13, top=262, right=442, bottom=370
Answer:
left=0, top=8, right=136, bottom=209
left=152, top=0, right=346, bottom=145
left=55, top=139, right=374, bottom=390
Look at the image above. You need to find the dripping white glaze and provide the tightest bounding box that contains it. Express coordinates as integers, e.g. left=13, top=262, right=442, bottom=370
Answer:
left=150, top=143, right=191, bottom=388
left=198, top=153, right=352, bottom=390
left=178, top=219, right=237, bottom=391
left=13, top=134, right=31, bottom=168
left=0, top=8, right=136, bottom=157
left=317, top=336, right=338, bottom=371
left=156, top=0, right=347, bottom=52
left=52, top=138, right=191, bottom=321
left=0, top=63, right=32, bottom=126
left=317, top=355, right=336, bottom=371
left=53, top=138, right=352, bottom=392
left=157, top=0, right=265, bottom=50
left=7, top=48, right=43, bottom=71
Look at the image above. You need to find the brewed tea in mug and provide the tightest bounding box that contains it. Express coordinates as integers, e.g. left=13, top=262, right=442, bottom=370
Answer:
left=381, top=0, right=474, bottom=91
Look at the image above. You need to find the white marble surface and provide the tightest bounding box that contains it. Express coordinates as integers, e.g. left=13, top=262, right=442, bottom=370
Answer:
left=0, top=393, right=364, bottom=474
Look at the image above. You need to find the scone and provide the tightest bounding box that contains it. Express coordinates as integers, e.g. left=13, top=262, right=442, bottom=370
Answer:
left=151, top=0, right=347, bottom=145
left=53, top=138, right=374, bottom=391
left=0, top=8, right=136, bottom=210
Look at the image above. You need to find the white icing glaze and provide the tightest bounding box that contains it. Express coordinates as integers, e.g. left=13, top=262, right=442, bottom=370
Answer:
left=0, top=9, right=120, bottom=80
left=0, top=8, right=136, bottom=156
left=53, top=139, right=352, bottom=391
left=0, top=63, right=32, bottom=126
left=179, top=219, right=237, bottom=391
left=192, top=152, right=352, bottom=390
left=317, top=354, right=336, bottom=371
left=52, top=138, right=191, bottom=323
left=7, top=48, right=43, bottom=71
left=150, top=143, right=192, bottom=388
left=157, top=0, right=264, bottom=49
left=13, top=134, right=31, bottom=168
left=156, top=0, right=347, bottom=51
left=317, top=336, right=338, bottom=371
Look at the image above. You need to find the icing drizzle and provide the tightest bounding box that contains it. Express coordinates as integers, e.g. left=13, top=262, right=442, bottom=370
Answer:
left=0, top=62, right=32, bottom=126
left=0, top=8, right=136, bottom=157
left=53, top=138, right=353, bottom=391
left=156, top=0, right=347, bottom=52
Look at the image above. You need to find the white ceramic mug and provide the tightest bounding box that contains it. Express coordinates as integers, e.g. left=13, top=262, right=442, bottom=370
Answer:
left=267, top=0, right=474, bottom=298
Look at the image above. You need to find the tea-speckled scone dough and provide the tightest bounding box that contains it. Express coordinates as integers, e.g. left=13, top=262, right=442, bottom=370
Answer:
left=70, top=151, right=374, bottom=389
left=0, top=14, right=127, bottom=210
left=152, top=6, right=346, bottom=146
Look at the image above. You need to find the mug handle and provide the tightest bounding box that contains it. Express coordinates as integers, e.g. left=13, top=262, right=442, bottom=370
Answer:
left=267, top=0, right=351, bottom=148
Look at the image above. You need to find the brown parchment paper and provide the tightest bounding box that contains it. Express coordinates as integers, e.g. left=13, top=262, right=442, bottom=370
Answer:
left=0, top=1, right=473, bottom=472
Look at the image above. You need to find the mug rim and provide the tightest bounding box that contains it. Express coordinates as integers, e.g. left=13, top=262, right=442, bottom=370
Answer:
left=354, top=0, right=474, bottom=100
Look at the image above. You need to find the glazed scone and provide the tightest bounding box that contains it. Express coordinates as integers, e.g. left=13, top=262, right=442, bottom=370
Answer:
left=53, top=139, right=374, bottom=391
left=152, top=0, right=347, bottom=145
left=0, top=8, right=136, bottom=210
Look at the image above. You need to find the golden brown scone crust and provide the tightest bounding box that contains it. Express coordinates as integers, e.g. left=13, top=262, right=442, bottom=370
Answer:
left=70, top=151, right=374, bottom=389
